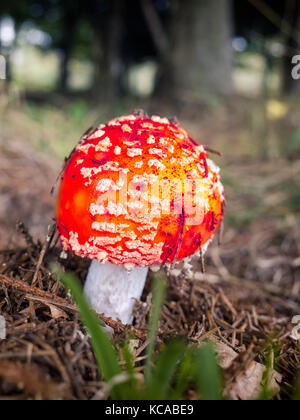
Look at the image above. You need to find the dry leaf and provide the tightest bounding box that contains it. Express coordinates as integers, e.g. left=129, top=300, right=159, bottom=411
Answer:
left=214, top=341, right=238, bottom=370
left=48, top=304, right=68, bottom=320
left=226, top=361, right=282, bottom=400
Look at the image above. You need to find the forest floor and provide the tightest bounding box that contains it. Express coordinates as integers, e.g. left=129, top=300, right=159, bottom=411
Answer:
left=0, top=92, right=300, bottom=400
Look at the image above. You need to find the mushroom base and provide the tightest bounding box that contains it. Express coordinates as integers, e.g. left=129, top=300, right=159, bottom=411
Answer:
left=84, top=261, right=149, bottom=325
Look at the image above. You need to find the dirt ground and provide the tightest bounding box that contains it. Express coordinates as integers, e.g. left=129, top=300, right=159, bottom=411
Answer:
left=0, top=134, right=59, bottom=248
left=0, top=96, right=300, bottom=400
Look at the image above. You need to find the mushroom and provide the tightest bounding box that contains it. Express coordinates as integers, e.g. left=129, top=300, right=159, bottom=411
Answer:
left=56, top=114, right=224, bottom=324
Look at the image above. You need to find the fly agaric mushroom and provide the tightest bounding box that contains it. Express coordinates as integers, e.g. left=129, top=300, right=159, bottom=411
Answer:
left=56, top=113, right=224, bottom=324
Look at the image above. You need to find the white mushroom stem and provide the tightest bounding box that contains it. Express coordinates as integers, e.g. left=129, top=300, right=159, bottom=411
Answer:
left=84, top=261, right=149, bottom=325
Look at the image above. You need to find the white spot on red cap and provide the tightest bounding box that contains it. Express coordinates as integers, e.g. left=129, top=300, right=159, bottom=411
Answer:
left=127, top=148, right=143, bottom=158
left=147, top=135, right=156, bottom=144
left=142, top=123, right=154, bottom=129
left=122, top=124, right=132, bottom=133
left=96, top=179, right=114, bottom=193
left=95, top=137, right=112, bottom=152
left=96, top=178, right=124, bottom=193
left=77, top=143, right=94, bottom=154
left=92, top=222, right=130, bottom=233
left=148, top=159, right=165, bottom=170
left=114, top=146, right=121, bottom=155
left=91, top=236, right=122, bottom=246
left=90, top=203, right=106, bottom=216
left=149, top=148, right=165, bottom=157
left=151, top=115, right=169, bottom=124
left=89, top=129, right=105, bottom=140
left=107, top=201, right=127, bottom=216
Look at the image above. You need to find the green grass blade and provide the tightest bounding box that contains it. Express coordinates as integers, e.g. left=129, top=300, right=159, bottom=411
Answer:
left=145, top=340, right=186, bottom=400
left=293, top=346, right=300, bottom=400
left=258, top=343, right=280, bottom=401
left=120, top=342, right=141, bottom=399
left=170, top=350, right=194, bottom=400
left=193, top=341, right=223, bottom=401
left=54, top=268, right=124, bottom=398
left=293, top=374, right=300, bottom=401
left=144, top=271, right=167, bottom=383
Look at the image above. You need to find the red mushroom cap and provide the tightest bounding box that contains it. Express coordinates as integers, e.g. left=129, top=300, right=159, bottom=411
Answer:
left=56, top=114, right=224, bottom=267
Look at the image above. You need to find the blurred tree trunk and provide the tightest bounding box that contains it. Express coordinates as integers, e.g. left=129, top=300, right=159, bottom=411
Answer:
left=282, top=0, right=300, bottom=94
left=158, top=0, right=233, bottom=100
left=3, top=52, right=12, bottom=86
left=91, top=0, right=125, bottom=101
left=58, top=15, right=76, bottom=93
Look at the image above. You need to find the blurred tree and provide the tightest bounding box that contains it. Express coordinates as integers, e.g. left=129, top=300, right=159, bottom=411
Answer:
left=87, top=0, right=125, bottom=100
left=0, top=0, right=91, bottom=92
left=234, top=0, right=300, bottom=95
left=0, top=0, right=28, bottom=84
left=87, top=0, right=161, bottom=99
left=3, top=0, right=300, bottom=101
left=58, top=1, right=79, bottom=92
left=156, top=0, right=233, bottom=100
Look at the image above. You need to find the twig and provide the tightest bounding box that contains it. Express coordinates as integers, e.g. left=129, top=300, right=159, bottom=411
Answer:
left=248, top=0, right=300, bottom=43
left=204, top=147, right=222, bottom=157
left=218, top=219, right=224, bottom=247
left=32, top=224, right=56, bottom=286
left=219, top=288, right=237, bottom=318
left=16, top=222, right=36, bottom=248
left=25, top=295, right=76, bottom=313
left=0, top=274, right=68, bottom=304
left=0, top=351, right=54, bottom=360
left=200, top=247, right=206, bottom=274
left=0, top=274, right=147, bottom=339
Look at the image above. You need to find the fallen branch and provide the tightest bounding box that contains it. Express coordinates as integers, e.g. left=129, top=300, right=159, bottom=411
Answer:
left=0, top=274, right=147, bottom=339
